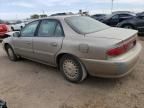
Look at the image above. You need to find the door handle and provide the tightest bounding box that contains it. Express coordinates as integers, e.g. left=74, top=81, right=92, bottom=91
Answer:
left=51, top=42, right=57, bottom=47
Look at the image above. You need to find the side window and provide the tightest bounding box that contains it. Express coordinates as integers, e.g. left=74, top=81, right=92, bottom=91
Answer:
left=21, top=21, right=39, bottom=37
left=111, top=15, right=119, bottom=20
left=55, top=23, right=64, bottom=36
left=38, top=20, right=57, bottom=37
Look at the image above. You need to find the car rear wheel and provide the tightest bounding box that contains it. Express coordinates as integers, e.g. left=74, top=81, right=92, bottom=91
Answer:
left=60, top=55, right=87, bottom=83
left=123, top=24, right=134, bottom=29
left=6, top=45, right=18, bottom=61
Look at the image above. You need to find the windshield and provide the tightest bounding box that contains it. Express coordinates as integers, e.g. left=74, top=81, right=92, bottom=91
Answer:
left=65, top=16, right=109, bottom=34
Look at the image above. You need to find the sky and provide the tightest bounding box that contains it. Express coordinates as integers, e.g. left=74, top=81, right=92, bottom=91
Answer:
left=0, top=0, right=144, bottom=20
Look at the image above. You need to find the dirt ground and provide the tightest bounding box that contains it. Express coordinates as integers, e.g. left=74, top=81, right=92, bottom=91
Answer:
left=0, top=38, right=144, bottom=108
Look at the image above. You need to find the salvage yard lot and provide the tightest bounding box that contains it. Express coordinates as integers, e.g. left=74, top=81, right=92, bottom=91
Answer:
left=0, top=39, right=144, bottom=108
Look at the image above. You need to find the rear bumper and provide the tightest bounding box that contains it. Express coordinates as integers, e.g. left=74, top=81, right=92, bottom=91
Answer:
left=81, top=43, right=142, bottom=78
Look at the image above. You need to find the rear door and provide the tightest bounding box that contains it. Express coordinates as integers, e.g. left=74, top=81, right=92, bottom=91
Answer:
left=108, top=14, right=120, bottom=26
left=33, top=19, right=64, bottom=65
left=13, top=21, right=39, bottom=58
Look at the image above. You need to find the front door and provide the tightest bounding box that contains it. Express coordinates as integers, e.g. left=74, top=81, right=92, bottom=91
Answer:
left=33, top=19, right=64, bottom=65
left=13, top=21, right=39, bottom=58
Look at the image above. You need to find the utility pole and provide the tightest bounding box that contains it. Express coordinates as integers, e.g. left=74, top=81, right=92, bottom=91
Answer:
left=111, top=0, right=114, bottom=13
left=42, top=10, right=45, bottom=14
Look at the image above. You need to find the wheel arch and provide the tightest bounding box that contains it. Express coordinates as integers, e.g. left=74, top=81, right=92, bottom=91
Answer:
left=4, top=43, right=14, bottom=52
left=4, top=43, right=10, bottom=51
left=56, top=53, right=85, bottom=69
left=121, top=23, right=136, bottom=29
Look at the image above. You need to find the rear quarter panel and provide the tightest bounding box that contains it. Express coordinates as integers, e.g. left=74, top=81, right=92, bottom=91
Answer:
left=57, top=18, right=128, bottom=61
left=57, top=35, right=120, bottom=60
left=57, top=19, right=108, bottom=60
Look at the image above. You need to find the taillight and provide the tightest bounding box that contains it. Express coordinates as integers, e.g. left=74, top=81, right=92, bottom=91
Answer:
left=107, top=40, right=136, bottom=57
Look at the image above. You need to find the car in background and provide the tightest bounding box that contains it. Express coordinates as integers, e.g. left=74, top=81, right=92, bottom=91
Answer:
left=99, top=12, right=135, bottom=27
left=136, top=12, right=144, bottom=16
left=51, top=13, right=67, bottom=16
left=117, top=14, right=144, bottom=34
left=91, top=14, right=106, bottom=21
left=0, top=20, right=11, bottom=38
left=2, top=16, right=142, bottom=83
left=50, top=12, right=73, bottom=16
left=51, top=12, right=74, bottom=16
left=7, top=20, right=25, bottom=31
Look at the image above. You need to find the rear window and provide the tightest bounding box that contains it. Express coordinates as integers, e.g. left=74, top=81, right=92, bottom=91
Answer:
left=65, top=16, right=109, bottom=34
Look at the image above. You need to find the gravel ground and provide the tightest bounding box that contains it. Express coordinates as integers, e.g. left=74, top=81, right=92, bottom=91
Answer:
left=0, top=39, right=144, bottom=108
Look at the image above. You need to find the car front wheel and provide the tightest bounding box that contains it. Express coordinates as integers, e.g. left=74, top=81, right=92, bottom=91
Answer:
left=60, top=55, right=87, bottom=83
left=6, top=45, right=18, bottom=61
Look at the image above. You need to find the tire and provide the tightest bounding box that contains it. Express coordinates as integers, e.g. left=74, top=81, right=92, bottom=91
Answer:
left=20, top=26, right=23, bottom=29
left=60, top=55, right=87, bottom=83
left=122, top=24, right=134, bottom=29
left=6, top=45, right=18, bottom=61
left=11, top=27, right=14, bottom=31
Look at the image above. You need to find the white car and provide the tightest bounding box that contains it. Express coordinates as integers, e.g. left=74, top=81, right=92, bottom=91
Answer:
left=8, top=21, right=25, bottom=31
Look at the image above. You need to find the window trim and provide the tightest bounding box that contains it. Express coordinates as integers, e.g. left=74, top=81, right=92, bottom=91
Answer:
left=35, top=19, right=65, bottom=37
left=54, top=22, right=65, bottom=37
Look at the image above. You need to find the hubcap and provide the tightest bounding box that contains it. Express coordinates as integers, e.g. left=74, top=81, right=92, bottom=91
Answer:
left=63, top=59, right=79, bottom=79
left=8, top=48, right=14, bottom=59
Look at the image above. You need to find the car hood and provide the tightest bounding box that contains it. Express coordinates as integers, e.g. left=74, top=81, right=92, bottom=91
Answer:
left=85, top=27, right=137, bottom=41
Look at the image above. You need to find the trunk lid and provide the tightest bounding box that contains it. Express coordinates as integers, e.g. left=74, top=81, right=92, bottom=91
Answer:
left=85, top=27, right=137, bottom=41
left=85, top=27, right=138, bottom=57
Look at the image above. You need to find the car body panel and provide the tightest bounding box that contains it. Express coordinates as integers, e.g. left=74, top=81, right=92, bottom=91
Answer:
left=33, top=36, right=64, bottom=65
left=12, top=36, right=34, bottom=58
left=85, top=27, right=137, bottom=40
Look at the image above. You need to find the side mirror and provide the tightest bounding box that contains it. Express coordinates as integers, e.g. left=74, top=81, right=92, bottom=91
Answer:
left=13, top=32, right=20, bottom=37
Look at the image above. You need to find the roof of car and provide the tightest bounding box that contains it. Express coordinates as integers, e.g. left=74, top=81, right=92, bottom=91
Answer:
left=30, top=15, right=81, bottom=22
left=112, top=12, right=136, bottom=16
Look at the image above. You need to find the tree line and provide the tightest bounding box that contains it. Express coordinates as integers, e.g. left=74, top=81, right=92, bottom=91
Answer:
left=30, top=14, right=48, bottom=19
